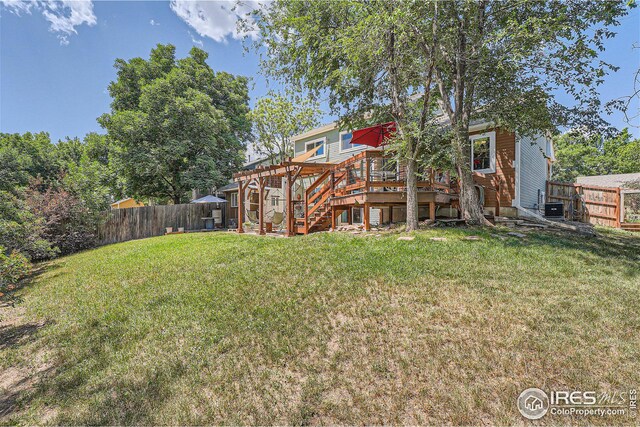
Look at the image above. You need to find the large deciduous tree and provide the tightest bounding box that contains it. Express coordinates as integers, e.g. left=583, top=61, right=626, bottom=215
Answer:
left=249, top=91, right=320, bottom=164
left=419, top=0, right=630, bottom=223
left=99, top=44, right=251, bottom=204
left=553, top=128, right=640, bottom=182
left=253, top=1, right=442, bottom=231
left=254, top=0, right=630, bottom=226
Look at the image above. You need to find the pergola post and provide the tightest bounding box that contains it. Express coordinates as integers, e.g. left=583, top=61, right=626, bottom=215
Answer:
left=258, top=177, right=266, bottom=235
left=237, top=180, right=246, bottom=233
left=364, top=203, right=371, bottom=231
left=285, top=172, right=293, bottom=237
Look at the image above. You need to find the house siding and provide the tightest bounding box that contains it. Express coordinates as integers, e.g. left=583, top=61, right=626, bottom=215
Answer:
left=471, top=129, right=516, bottom=208
left=518, top=134, right=549, bottom=210
left=294, top=127, right=370, bottom=164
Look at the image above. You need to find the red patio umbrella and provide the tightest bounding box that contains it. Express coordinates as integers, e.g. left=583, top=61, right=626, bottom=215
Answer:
left=350, top=122, right=397, bottom=148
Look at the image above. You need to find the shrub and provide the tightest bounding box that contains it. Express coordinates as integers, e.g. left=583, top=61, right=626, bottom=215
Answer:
left=0, top=246, right=31, bottom=301
left=26, top=184, right=97, bottom=256
left=0, top=190, right=57, bottom=261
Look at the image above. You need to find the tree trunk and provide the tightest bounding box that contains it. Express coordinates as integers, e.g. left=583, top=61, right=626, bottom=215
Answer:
left=172, top=195, right=181, bottom=205
left=453, top=132, right=488, bottom=225
left=405, top=157, right=419, bottom=231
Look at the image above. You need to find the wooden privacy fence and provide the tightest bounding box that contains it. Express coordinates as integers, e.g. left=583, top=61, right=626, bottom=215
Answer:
left=98, top=202, right=219, bottom=245
left=546, top=181, right=621, bottom=228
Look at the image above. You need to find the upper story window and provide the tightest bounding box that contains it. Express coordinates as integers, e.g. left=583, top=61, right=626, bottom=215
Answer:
left=305, top=138, right=325, bottom=158
left=340, top=131, right=363, bottom=152
left=470, top=131, right=496, bottom=174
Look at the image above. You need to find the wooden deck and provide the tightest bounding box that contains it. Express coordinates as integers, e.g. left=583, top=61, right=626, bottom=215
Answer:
left=233, top=150, right=457, bottom=236
left=330, top=190, right=452, bottom=207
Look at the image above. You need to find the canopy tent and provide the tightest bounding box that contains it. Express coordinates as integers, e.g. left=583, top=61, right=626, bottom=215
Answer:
left=190, top=195, right=227, bottom=204
left=351, top=122, right=397, bottom=148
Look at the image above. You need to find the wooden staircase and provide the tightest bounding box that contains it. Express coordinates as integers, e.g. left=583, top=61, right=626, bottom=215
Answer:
left=296, top=171, right=346, bottom=234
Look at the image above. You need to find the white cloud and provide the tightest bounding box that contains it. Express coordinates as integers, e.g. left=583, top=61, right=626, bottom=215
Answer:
left=170, top=0, right=262, bottom=43
left=1, top=0, right=96, bottom=45
left=0, top=0, right=33, bottom=15
left=188, top=31, right=204, bottom=47
left=150, top=18, right=159, bottom=26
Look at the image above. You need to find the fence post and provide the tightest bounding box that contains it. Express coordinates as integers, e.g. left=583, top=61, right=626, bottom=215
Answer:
left=615, top=187, right=621, bottom=228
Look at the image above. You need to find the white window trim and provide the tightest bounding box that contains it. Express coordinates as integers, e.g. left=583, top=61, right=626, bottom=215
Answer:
left=230, top=192, right=238, bottom=208
left=339, top=130, right=365, bottom=154
left=305, top=137, right=327, bottom=160
left=470, top=131, right=496, bottom=174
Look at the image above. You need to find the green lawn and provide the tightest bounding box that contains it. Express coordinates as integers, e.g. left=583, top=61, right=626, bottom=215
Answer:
left=1, top=227, right=639, bottom=425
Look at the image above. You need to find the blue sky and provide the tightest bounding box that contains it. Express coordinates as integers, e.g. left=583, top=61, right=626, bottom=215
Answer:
left=1, top=1, right=639, bottom=144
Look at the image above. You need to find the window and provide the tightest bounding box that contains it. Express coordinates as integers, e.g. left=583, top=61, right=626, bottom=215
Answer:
left=305, top=138, right=325, bottom=158
left=340, top=131, right=362, bottom=152
left=230, top=192, right=238, bottom=207
left=470, top=132, right=496, bottom=173
left=271, top=196, right=280, bottom=207
left=352, top=207, right=363, bottom=224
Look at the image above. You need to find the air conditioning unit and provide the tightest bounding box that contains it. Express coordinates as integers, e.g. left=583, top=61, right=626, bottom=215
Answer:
left=544, top=202, right=564, bottom=218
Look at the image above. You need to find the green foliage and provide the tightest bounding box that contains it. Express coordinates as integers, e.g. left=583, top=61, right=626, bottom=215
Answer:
left=248, top=91, right=320, bottom=164
left=99, top=44, right=250, bottom=203
left=553, top=128, right=640, bottom=181
left=0, top=190, right=57, bottom=261
left=0, top=132, right=57, bottom=193
left=25, top=184, right=97, bottom=256
left=0, top=132, right=120, bottom=261
left=0, top=245, right=31, bottom=301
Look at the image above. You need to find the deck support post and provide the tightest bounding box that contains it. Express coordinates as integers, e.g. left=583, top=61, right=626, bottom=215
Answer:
left=347, top=207, right=352, bottom=225
left=331, top=206, right=336, bottom=230
left=237, top=180, right=246, bottom=233
left=429, top=201, right=436, bottom=221
left=364, top=203, right=371, bottom=231
left=258, top=177, right=266, bottom=235
left=389, top=205, right=393, bottom=224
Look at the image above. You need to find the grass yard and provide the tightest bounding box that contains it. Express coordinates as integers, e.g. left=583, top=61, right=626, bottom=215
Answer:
left=1, top=227, right=639, bottom=425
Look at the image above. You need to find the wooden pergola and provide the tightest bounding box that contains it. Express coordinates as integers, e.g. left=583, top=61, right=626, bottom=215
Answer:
left=233, top=160, right=333, bottom=237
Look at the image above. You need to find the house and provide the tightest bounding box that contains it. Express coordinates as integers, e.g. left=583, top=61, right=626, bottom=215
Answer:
left=232, top=119, right=554, bottom=235
left=110, top=197, right=145, bottom=209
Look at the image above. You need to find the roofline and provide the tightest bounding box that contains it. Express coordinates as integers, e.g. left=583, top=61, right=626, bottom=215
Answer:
left=243, top=156, right=271, bottom=167
left=291, top=119, right=497, bottom=142
left=291, top=122, right=338, bottom=142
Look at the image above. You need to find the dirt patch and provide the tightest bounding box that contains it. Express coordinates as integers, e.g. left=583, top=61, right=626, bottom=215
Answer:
left=0, top=305, right=55, bottom=422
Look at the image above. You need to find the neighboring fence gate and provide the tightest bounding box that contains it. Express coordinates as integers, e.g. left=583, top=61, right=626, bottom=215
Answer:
left=546, top=181, right=621, bottom=228
left=98, top=202, right=220, bottom=245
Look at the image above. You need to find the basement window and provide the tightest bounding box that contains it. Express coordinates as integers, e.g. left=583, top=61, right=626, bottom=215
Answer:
left=470, top=131, right=496, bottom=174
